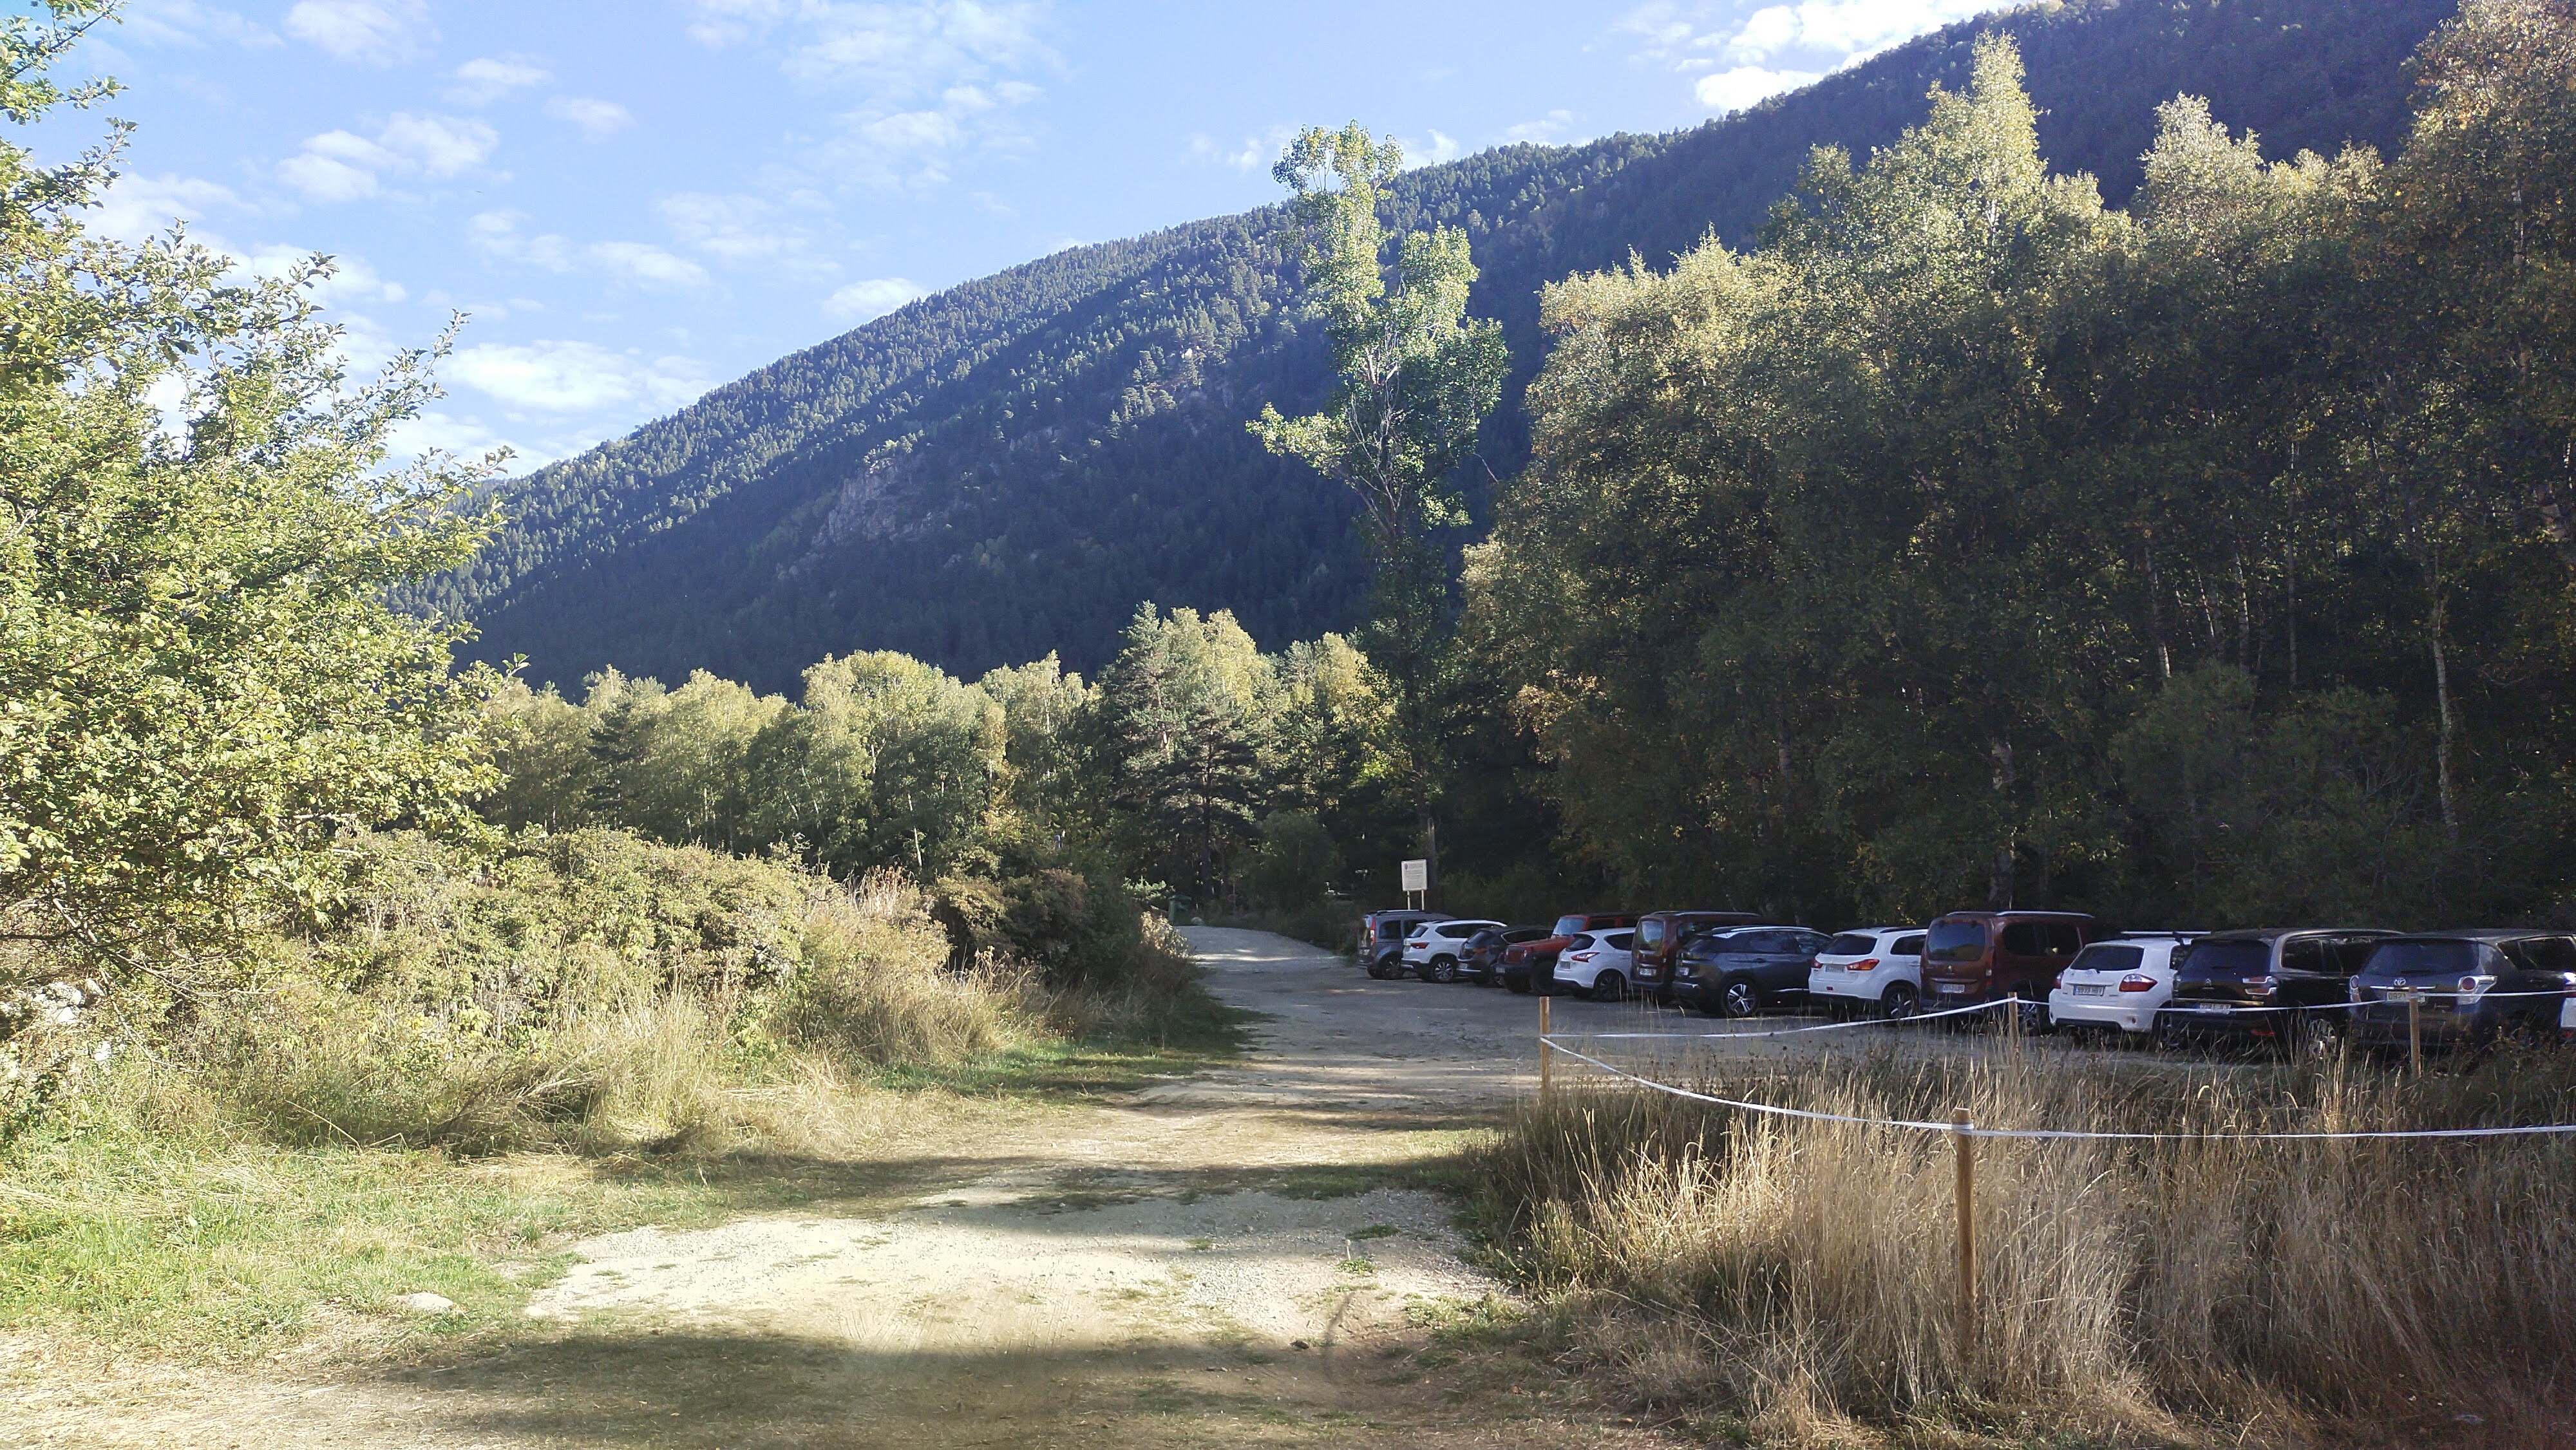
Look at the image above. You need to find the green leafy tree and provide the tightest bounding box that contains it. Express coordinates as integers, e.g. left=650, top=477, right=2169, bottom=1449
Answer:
left=1252, top=123, right=1507, bottom=890
left=1097, top=605, right=1274, bottom=905
left=0, top=2, right=498, bottom=984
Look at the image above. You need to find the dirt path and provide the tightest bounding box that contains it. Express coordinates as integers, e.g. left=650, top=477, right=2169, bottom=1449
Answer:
left=15, top=928, right=1681, bottom=1449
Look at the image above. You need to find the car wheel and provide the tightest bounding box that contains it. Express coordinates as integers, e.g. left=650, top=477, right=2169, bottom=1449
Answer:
left=1592, top=970, right=1626, bottom=1004
left=1426, top=956, right=1459, bottom=984
left=1366, top=957, right=1394, bottom=980
left=2286, top=1013, right=2342, bottom=1062
left=2014, top=993, right=2051, bottom=1035
left=1719, top=977, right=1759, bottom=1019
left=2156, top=1015, right=2192, bottom=1052
left=1880, top=983, right=1919, bottom=1021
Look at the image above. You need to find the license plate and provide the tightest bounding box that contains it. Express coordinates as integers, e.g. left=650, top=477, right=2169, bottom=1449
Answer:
left=2072, top=984, right=2105, bottom=997
left=1938, top=984, right=1967, bottom=995
left=2196, top=1003, right=2234, bottom=1015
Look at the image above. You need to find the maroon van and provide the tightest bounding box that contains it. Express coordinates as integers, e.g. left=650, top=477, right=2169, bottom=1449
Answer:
left=1920, top=910, right=2111, bottom=1029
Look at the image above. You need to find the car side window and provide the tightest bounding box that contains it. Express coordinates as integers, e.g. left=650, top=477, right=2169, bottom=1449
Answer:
left=2504, top=936, right=2576, bottom=973
left=1895, top=935, right=1925, bottom=956
left=2280, top=937, right=2325, bottom=975
left=2000, top=923, right=2041, bottom=956
left=2045, top=922, right=2085, bottom=955
left=1607, top=932, right=1635, bottom=950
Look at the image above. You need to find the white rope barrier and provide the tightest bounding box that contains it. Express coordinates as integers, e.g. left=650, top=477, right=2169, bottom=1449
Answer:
left=1568, top=986, right=2574, bottom=1042
left=1539, top=1037, right=2576, bottom=1143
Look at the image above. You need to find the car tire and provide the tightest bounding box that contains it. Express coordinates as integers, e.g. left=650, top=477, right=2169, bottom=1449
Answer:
left=1426, top=956, right=1459, bottom=984
left=1592, top=971, right=1626, bottom=1004
left=2156, top=1015, right=2193, bottom=1052
left=1880, top=983, right=1919, bottom=1021
left=2286, top=1013, right=2342, bottom=1062
left=2013, top=993, right=2051, bottom=1035
left=1718, top=977, right=1759, bottom=1019
left=1366, top=957, right=1394, bottom=980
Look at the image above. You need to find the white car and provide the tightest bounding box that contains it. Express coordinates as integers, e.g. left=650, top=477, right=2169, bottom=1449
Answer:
left=1402, top=918, right=1504, bottom=983
left=1807, top=927, right=1926, bottom=1018
left=2563, top=993, right=2574, bottom=1043
left=2049, top=934, right=2198, bottom=1034
left=1553, top=930, right=1639, bottom=1001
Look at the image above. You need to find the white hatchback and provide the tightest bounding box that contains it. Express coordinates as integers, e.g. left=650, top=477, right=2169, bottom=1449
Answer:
left=1402, top=919, right=1504, bottom=982
left=2049, top=934, right=2197, bottom=1034
left=1806, top=927, right=1926, bottom=1018
left=1553, top=930, right=1639, bottom=1001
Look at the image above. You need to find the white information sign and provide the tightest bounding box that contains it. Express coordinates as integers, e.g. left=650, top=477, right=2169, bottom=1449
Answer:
left=1399, top=858, right=1429, bottom=894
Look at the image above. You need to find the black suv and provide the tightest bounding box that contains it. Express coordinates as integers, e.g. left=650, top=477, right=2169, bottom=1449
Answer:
left=1463, top=926, right=1551, bottom=985
left=2159, top=928, right=2395, bottom=1056
left=2348, top=932, right=2576, bottom=1052
left=1672, top=926, right=1833, bottom=1018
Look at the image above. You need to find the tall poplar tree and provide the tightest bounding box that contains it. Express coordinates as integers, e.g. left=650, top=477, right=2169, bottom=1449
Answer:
left=1252, top=123, right=1506, bottom=893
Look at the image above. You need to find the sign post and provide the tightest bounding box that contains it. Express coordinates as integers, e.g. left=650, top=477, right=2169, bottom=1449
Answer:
left=1399, top=858, right=1428, bottom=910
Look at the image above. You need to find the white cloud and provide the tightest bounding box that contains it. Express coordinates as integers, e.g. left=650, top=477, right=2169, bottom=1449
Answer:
left=385, top=409, right=523, bottom=466
left=283, top=0, right=433, bottom=65
left=278, top=113, right=499, bottom=202
left=585, top=241, right=712, bottom=292
left=448, top=339, right=712, bottom=415
left=823, top=276, right=924, bottom=323
left=1504, top=111, right=1577, bottom=144
left=546, top=96, right=635, bottom=140
left=687, top=1, right=1055, bottom=191
left=90, top=173, right=242, bottom=242
left=659, top=192, right=835, bottom=278
left=470, top=212, right=712, bottom=292
left=1615, top=0, right=1989, bottom=109
left=1695, top=64, right=1823, bottom=113
left=1185, top=124, right=1293, bottom=173
left=122, top=0, right=279, bottom=48
left=448, top=55, right=551, bottom=105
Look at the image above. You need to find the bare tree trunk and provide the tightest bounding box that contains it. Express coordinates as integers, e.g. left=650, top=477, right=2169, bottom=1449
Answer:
left=2143, top=538, right=2172, bottom=681
left=1987, top=736, right=2016, bottom=910
left=2431, top=588, right=2460, bottom=845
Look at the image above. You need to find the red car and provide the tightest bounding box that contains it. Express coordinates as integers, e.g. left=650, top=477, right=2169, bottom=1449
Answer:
left=1502, top=911, right=1639, bottom=995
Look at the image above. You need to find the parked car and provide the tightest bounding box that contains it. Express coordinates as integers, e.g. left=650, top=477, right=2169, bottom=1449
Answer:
left=2347, top=931, right=2576, bottom=1052
left=2158, top=928, right=2396, bottom=1057
left=2047, top=934, right=2199, bottom=1037
left=1504, top=911, right=1640, bottom=995
left=1633, top=910, right=1767, bottom=1004
left=1672, top=926, right=1833, bottom=1017
left=1360, top=910, right=1452, bottom=978
left=1806, top=927, right=1927, bottom=1019
left=1552, top=930, right=1640, bottom=1001
left=1463, top=926, right=1551, bottom=985
left=1401, top=918, right=1506, bottom=982
left=1920, top=910, right=2111, bottom=1030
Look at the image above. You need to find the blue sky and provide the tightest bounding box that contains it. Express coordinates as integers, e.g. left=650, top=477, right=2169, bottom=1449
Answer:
left=59, top=0, right=1993, bottom=469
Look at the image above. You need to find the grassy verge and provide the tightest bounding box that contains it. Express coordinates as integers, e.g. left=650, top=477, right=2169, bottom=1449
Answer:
left=1468, top=1042, right=2576, bottom=1444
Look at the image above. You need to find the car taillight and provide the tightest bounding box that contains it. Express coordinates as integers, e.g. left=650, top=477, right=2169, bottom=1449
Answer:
left=2458, top=975, right=2489, bottom=997
left=2561, top=972, right=2576, bottom=993
left=2249, top=975, right=2277, bottom=996
left=2118, top=974, right=2157, bottom=993
left=1853, top=958, right=1878, bottom=972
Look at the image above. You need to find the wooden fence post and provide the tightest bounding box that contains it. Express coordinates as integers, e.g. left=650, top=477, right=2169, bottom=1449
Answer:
left=2409, top=994, right=2423, bottom=1076
left=1539, top=995, right=1553, bottom=1099
left=1953, top=1107, right=1977, bottom=1371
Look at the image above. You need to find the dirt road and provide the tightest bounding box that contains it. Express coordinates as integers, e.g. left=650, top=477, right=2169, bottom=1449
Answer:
left=21, top=928, right=1683, bottom=1449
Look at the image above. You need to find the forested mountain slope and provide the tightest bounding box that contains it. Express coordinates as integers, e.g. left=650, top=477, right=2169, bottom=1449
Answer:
left=415, top=0, right=2458, bottom=695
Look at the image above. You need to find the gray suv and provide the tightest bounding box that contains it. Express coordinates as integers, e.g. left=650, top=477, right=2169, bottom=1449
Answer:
left=1360, top=910, right=1452, bottom=978
left=1672, top=926, right=1833, bottom=1018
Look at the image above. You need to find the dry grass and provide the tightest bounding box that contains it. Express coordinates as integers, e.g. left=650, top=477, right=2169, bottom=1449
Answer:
left=1477, top=1041, right=2576, bottom=1441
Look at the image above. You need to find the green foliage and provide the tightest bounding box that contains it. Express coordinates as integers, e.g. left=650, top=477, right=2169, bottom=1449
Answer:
left=0, top=3, right=497, bottom=980
left=1468, top=17, right=2576, bottom=929
left=422, top=0, right=2455, bottom=699
left=1244, top=810, right=1343, bottom=912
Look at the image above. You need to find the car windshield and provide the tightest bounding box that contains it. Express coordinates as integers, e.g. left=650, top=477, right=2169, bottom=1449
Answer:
left=1552, top=914, right=1587, bottom=938
left=2068, top=944, right=2143, bottom=975
left=2181, top=940, right=2271, bottom=977
left=1924, top=921, right=1986, bottom=963
left=2363, top=941, right=2482, bottom=978
left=1824, top=934, right=1877, bottom=957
